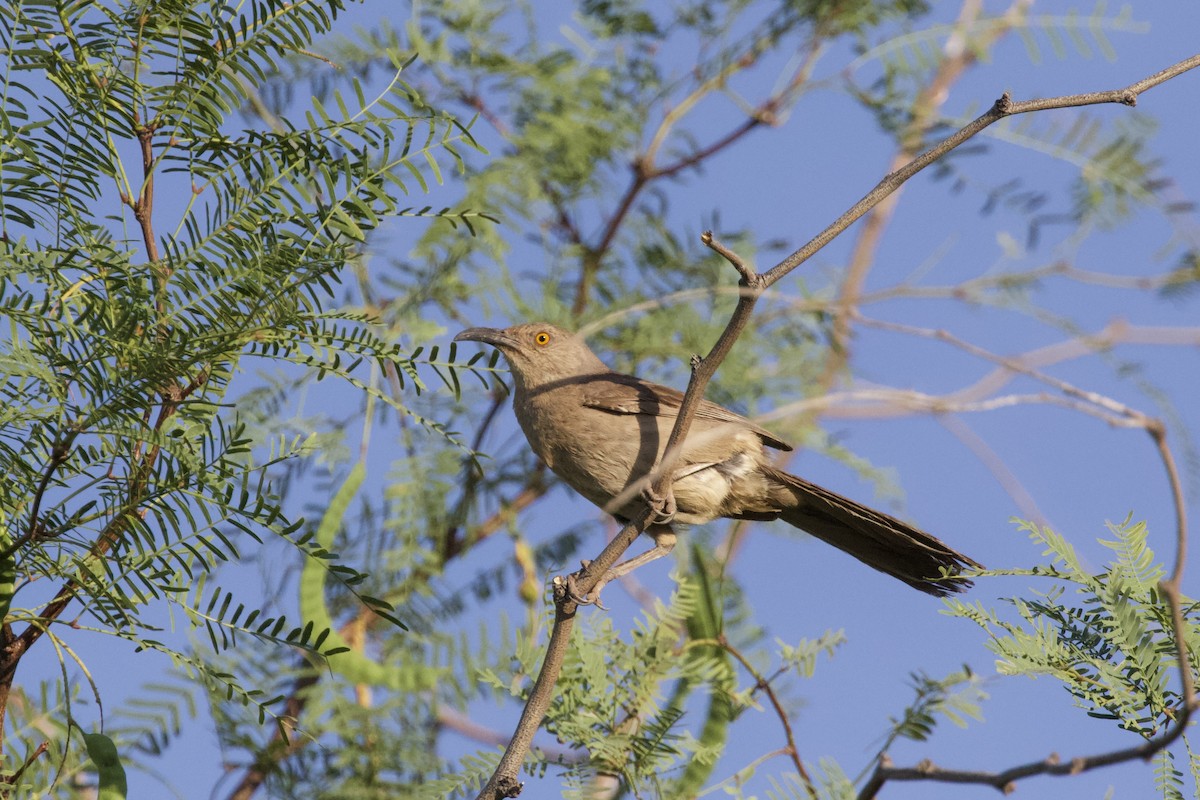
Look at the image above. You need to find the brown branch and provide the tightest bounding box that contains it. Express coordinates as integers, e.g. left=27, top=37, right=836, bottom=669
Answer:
left=443, top=389, right=511, bottom=562
left=713, top=634, right=819, bottom=800
left=14, top=114, right=186, bottom=735
left=131, top=118, right=171, bottom=330
left=447, top=466, right=548, bottom=562
left=224, top=669, right=321, bottom=800
left=133, top=123, right=160, bottom=263
left=475, top=232, right=763, bottom=800
left=0, top=739, right=49, bottom=786
left=0, top=430, right=78, bottom=560
left=474, top=53, right=1200, bottom=799
left=222, top=277, right=547, bottom=797
left=570, top=169, right=647, bottom=316
left=543, top=181, right=587, bottom=249
left=0, top=494, right=148, bottom=744
left=437, top=705, right=586, bottom=764
left=648, top=31, right=823, bottom=183
left=848, top=315, right=1200, bottom=422
left=858, top=346, right=1196, bottom=800
left=474, top=563, right=601, bottom=799
left=224, top=476, right=552, bottom=796
left=651, top=115, right=763, bottom=181
left=459, top=90, right=511, bottom=138
left=0, top=364, right=206, bottom=744
left=8, top=444, right=165, bottom=657
left=571, top=31, right=821, bottom=316
left=764, top=54, right=1200, bottom=290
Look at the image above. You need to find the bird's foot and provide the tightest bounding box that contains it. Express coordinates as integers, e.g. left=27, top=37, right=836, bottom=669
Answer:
left=556, top=561, right=611, bottom=609
left=641, top=484, right=676, bottom=525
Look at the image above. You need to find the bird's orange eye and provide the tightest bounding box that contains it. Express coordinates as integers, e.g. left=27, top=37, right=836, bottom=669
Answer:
left=534, top=331, right=551, bottom=346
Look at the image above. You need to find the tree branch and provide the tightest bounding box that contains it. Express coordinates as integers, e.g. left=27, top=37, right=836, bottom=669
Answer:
left=821, top=0, right=1026, bottom=389
left=224, top=669, right=320, bottom=800
left=714, top=634, right=819, bottom=800
left=858, top=330, right=1197, bottom=800
left=768, top=54, right=1200, bottom=292
left=570, top=27, right=822, bottom=316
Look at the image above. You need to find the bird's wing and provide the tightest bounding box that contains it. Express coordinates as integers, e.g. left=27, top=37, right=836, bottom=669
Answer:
left=578, top=373, right=793, bottom=452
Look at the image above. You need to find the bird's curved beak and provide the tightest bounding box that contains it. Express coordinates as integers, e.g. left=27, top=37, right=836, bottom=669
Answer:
left=454, top=327, right=516, bottom=350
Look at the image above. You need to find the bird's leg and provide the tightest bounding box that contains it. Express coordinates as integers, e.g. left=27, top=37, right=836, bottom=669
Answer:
left=565, top=526, right=677, bottom=608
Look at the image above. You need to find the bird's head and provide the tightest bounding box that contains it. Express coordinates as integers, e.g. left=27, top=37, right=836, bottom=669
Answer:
left=454, top=323, right=609, bottom=393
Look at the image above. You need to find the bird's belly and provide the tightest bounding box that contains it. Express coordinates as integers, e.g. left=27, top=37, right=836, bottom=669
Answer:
left=672, top=451, right=771, bottom=523
left=553, top=446, right=766, bottom=526
left=670, top=469, right=730, bottom=524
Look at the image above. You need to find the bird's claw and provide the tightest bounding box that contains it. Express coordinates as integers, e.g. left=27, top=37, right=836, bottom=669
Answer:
left=641, top=484, right=676, bottom=525
left=556, top=561, right=609, bottom=609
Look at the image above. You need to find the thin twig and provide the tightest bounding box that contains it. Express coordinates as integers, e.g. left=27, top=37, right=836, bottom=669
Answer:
left=474, top=568, right=601, bottom=799
left=711, top=634, right=819, bottom=800
left=1, top=740, right=49, bottom=786
left=437, top=705, right=587, bottom=764
left=849, top=315, right=1200, bottom=419
left=1, top=432, right=77, bottom=560
left=224, top=670, right=320, bottom=800
left=475, top=233, right=765, bottom=800
left=571, top=30, right=821, bottom=316
left=763, top=55, right=1200, bottom=290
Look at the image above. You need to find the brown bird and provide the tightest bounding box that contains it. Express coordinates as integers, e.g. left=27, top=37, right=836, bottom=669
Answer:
left=456, top=322, right=979, bottom=602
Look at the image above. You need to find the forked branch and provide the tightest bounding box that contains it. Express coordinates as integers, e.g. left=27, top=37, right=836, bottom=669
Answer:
left=858, top=417, right=1193, bottom=797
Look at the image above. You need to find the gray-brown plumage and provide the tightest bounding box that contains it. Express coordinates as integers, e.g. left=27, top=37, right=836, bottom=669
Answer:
left=456, top=322, right=979, bottom=599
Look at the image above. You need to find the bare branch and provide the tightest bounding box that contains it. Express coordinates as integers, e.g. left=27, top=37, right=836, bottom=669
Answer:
left=437, top=705, right=586, bottom=764
left=763, top=54, right=1200, bottom=290
left=0, top=740, right=48, bottom=786
left=225, top=670, right=320, bottom=800
left=571, top=27, right=822, bottom=316
left=712, top=634, right=819, bottom=800
left=859, top=340, right=1196, bottom=800
left=475, top=571, right=596, bottom=798
left=702, top=231, right=755, bottom=283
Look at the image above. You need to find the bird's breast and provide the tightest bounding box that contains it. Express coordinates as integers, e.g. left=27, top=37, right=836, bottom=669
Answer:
left=516, top=390, right=646, bottom=492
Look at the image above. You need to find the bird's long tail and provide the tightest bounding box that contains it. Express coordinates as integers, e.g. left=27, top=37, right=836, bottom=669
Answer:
left=763, top=466, right=980, bottom=596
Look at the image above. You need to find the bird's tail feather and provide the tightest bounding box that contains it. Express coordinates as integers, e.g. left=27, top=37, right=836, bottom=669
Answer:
left=764, top=466, right=980, bottom=596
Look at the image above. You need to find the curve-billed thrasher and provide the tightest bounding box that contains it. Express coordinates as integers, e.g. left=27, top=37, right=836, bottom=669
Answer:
left=456, top=322, right=979, bottom=601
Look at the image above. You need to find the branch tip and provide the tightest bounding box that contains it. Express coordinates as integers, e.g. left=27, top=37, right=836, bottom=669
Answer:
left=702, top=233, right=754, bottom=282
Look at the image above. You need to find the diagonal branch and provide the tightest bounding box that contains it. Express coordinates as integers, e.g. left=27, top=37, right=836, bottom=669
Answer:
left=713, top=633, right=819, bottom=799
left=570, top=29, right=823, bottom=317
left=762, top=54, right=1200, bottom=290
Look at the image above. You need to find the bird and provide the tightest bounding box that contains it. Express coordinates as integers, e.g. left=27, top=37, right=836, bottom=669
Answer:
left=455, top=322, right=979, bottom=602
